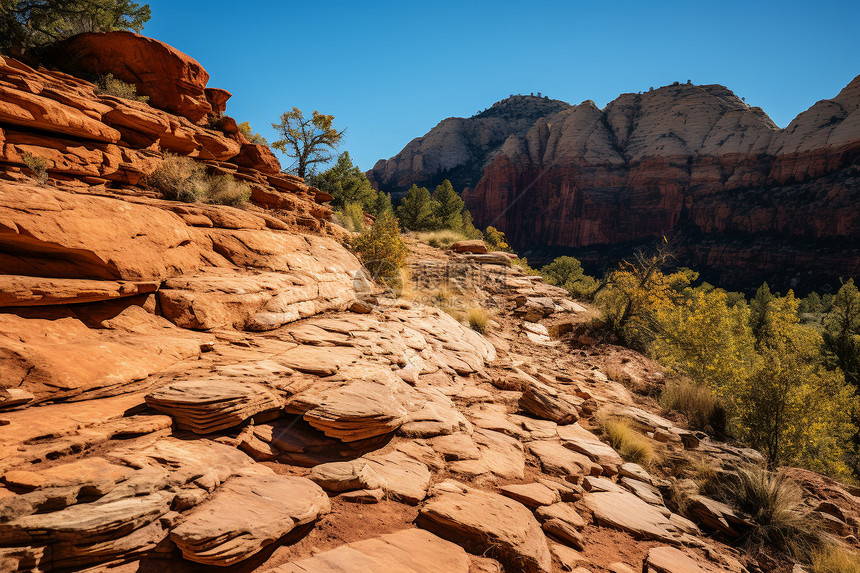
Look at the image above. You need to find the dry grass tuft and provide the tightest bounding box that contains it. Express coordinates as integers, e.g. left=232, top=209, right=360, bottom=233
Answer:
left=599, top=415, right=659, bottom=466
left=21, top=151, right=49, bottom=186
left=659, top=377, right=725, bottom=434
left=716, top=465, right=824, bottom=561
left=149, top=154, right=250, bottom=206
left=416, top=229, right=468, bottom=249
left=467, top=307, right=489, bottom=333
left=811, top=545, right=860, bottom=573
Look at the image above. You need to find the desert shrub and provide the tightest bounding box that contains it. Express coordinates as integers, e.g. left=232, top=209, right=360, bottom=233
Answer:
left=716, top=465, right=823, bottom=560
left=468, top=307, right=489, bottom=334
left=541, top=256, right=599, bottom=299
left=148, top=154, right=250, bottom=206
left=659, top=378, right=726, bottom=435
left=599, top=415, right=658, bottom=466
left=206, top=175, right=251, bottom=207
left=97, top=74, right=149, bottom=103
left=483, top=226, right=511, bottom=252
left=21, top=151, right=49, bottom=185
left=335, top=202, right=365, bottom=232
left=350, top=210, right=407, bottom=289
left=811, top=545, right=860, bottom=573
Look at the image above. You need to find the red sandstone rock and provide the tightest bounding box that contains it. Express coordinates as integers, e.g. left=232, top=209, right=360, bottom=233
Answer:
left=49, top=32, right=214, bottom=123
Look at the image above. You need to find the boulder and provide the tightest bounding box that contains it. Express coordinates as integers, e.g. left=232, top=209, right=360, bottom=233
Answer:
left=451, top=239, right=488, bottom=253
left=418, top=480, right=552, bottom=573
left=519, top=381, right=582, bottom=424
left=170, top=473, right=330, bottom=566
left=51, top=32, right=214, bottom=122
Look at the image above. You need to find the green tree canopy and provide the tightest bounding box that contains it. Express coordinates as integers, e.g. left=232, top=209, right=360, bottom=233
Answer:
left=310, top=152, right=378, bottom=212
left=271, top=107, right=344, bottom=179
left=396, top=184, right=439, bottom=231
left=540, top=256, right=598, bottom=299
left=0, top=0, right=150, bottom=56
left=432, top=179, right=464, bottom=231
left=823, top=279, right=860, bottom=388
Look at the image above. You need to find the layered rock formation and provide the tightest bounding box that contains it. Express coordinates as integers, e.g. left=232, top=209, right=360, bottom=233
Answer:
left=367, top=94, right=570, bottom=200
left=2, top=32, right=859, bottom=573
left=373, top=80, right=860, bottom=292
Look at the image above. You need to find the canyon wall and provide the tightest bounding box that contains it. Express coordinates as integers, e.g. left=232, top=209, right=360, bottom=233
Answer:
left=373, top=80, right=860, bottom=292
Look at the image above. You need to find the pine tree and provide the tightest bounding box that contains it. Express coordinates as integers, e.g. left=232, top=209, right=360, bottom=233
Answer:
left=309, top=152, right=377, bottom=212
left=824, top=279, right=860, bottom=387
left=396, top=184, right=439, bottom=230
left=432, top=179, right=464, bottom=231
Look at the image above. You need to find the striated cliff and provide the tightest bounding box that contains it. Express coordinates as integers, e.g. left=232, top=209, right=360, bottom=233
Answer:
left=367, top=94, right=571, bottom=200
left=374, top=80, right=860, bottom=292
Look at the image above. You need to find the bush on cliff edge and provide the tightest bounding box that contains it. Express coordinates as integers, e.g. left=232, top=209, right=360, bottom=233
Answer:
left=148, top=154, right=250, bottom=207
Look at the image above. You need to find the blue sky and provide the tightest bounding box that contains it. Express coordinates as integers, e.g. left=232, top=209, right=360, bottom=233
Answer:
left=143, top=0, right=859, bottom=172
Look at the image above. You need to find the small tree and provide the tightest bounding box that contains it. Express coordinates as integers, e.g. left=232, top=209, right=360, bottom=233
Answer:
left=310, top=151, right=377, bottom=212
left=483, top=226, right=510, bottom=252
left=432, top=179, right=464, bottom=230
left=351, top=211, right=407, bottom=289
left=271, top=107, right=344, bottom=179
left=396, top=184, right=439, bottom=230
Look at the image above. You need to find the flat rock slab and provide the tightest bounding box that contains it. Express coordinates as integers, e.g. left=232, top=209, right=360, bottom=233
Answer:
left=418, top=480, right=552, bottom=573
left=272, top=528, right=470, bottom=572
left=146, top=379, right=282, bottom=434
left=583, top=490, right=686, bottom=543
left=519, top=381, right=581, bottom=424
left=645, top=546, right=736, bottom=572
left=170, top=473, right=330, bottom=566
left=528, top=440, right=598, bottom=480
left=310, top=451, right=431, bottom=504
left=499, top=483, right=560, bottom=508
left=557, top=423, right=623, bottom=474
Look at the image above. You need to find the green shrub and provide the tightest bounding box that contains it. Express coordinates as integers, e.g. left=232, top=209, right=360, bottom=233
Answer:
left=237, top=121, right=268, bottom=146
left=335, top=202, right=365, bottom=232
left=351, top=211, right=408, bottom=289
left=149, top=154, right=250, bottom=207
left=511, top=257, right=540, bottom=276
left=21, top=151, right=48, bottom=185
left=540, top=255, right=599, bottom=299
left=484, top=226, right=511, bottom=252
left=97, top=74, right=149, bottom=103
left=468, top=307, right=489, bottom=334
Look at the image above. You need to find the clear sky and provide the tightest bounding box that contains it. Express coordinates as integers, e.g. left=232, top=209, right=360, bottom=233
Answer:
left=143, top=0, right=859, bottom=172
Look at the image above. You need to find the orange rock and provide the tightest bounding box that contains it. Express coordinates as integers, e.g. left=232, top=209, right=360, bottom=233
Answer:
left=49, top=31, right=214, bottom=123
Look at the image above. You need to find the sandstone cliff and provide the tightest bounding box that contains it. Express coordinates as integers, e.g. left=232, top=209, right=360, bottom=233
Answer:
left=1, top=33, right=858, bottom=573
left=367, top=95, right=571, bottom=199
left=374, top=80, right=860, bottom=292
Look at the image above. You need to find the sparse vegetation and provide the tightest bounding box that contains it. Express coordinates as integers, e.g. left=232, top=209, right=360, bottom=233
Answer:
left=350, top=210, right=407, bottom=289
left=467, top=307, right=489, bottom=333
left=20, top=151, right=49, bottom=185
left=416, top=229, right=469, bottom=249
left=659, top=378, right=725, bottom=435
left=148, top=154, right=250, bottom=206
left=811, top=544, right=860, bottom=573
left=237, top=121, right=268, bottom=146
left=599, top=415, right=659, bottom=466
left=96, top=73, right=148, bottom=103
left=334, top=202, right=365, bottom=232
left=483, top=225, right=510, bottom=252
left=715, top=465, right=823, bottom=561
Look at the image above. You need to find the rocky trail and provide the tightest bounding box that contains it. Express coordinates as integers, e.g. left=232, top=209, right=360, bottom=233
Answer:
left=1, top=31, right=859, bottom=573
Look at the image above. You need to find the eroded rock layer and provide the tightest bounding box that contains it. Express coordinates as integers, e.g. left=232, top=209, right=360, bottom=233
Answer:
left=373, top=81, right=860, bottom=292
